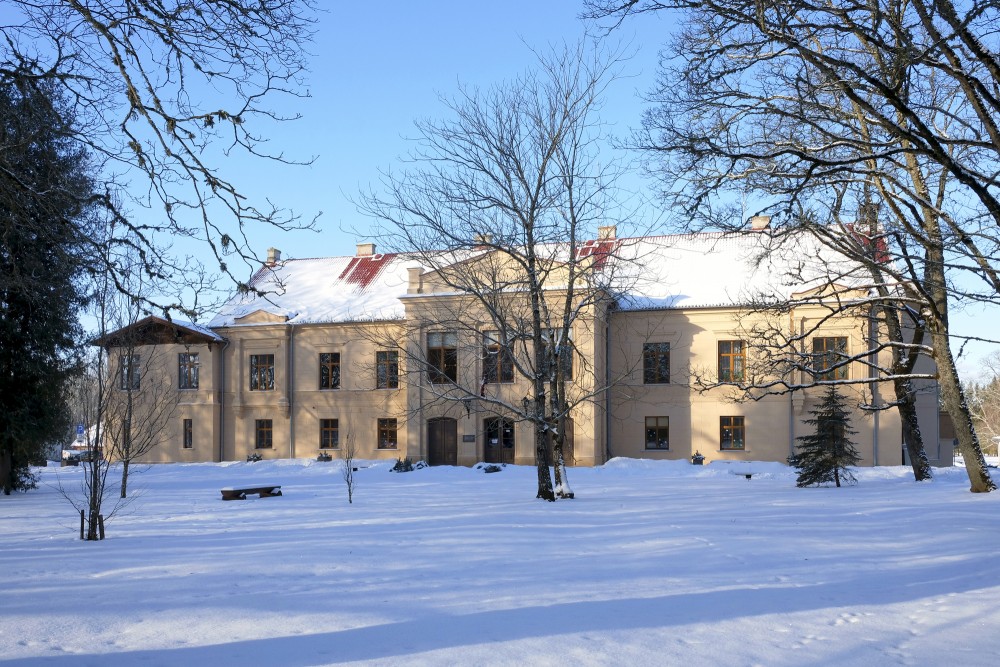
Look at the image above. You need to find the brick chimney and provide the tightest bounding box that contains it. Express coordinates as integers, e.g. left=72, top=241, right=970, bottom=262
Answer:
left=598, top=225, right=617, bottom=240
left=356, top=242, right=376, bottom=257
left=748, top=215, right=771, bottom=231
left=266, top=247, right=282, bottom=264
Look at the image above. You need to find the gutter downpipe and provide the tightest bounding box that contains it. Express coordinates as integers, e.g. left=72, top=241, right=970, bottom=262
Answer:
left=868, top=304, right=879, bottom=466
left=218, top=339, right=230, bottom=462
left=788, top=308, right=797, bottom=459
left=288, top=325, right=295, bottom=459
left=605, top=303, right=613, bottom=464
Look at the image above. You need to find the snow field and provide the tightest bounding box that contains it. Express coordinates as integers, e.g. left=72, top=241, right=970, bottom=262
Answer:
left=1, top=459, right=998, bottom=666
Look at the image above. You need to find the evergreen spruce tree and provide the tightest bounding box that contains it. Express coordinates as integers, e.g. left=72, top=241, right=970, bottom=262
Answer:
left=788, top=387, right=862, bottom=488
left=0, top=80, right=90, bottom=494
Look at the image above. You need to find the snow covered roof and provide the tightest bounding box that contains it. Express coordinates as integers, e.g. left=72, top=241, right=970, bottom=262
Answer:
left=208, top=230, right=873, bottom=329
left=610, top=231, right=872, bottom=311
left=208, top=253, right=422, bottom=327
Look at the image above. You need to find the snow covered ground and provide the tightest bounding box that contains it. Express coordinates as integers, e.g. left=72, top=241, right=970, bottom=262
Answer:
left=2, top=458, right=999, bottom=666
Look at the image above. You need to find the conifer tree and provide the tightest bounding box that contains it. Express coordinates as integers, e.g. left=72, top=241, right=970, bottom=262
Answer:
left=788, top=387, right=861, bottom=488
left=0, top=80, right=90, bottom=494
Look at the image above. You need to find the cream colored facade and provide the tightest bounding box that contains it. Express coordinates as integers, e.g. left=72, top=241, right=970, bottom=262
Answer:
left=108, top=233, right=945, bottom=468
left=607, top=306, right=944, bottom=467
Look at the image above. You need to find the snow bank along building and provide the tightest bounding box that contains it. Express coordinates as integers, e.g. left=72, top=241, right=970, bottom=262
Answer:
left=100, top=223, right=946, bottom=468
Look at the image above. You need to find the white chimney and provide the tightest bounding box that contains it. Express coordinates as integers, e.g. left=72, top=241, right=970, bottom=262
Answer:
left=356, top=242, right=376, bottom=257
left=407, top=267, right=424, bottom=294
left=749, top=215, right=771, bottom=230
left=267, top=247, right=282, bottom=264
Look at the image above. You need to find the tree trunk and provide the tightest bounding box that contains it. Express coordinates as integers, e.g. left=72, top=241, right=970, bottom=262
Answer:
left=932, top=326, right=995, bottom=492
left=921, top=215, right=995, bottom=492
left=86, top=442, right=104, bottom=540
left=535, top=425, right=555, bottom=501
left=86, top=509, right=100, bottom=541
left=0, top=445, right=12, bottom=496
left=552, top=444, right=574, bottom=499
left=894, top=380, right=933, bottom=481
left=552, top=417, right=574, bottom=499
left=871, top=284, right=933, bottom=482
left=120, top=459, right=129, bottom=499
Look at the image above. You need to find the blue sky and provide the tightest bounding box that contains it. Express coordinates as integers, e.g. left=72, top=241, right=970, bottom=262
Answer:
left=227, top=1, right=667, bottom=262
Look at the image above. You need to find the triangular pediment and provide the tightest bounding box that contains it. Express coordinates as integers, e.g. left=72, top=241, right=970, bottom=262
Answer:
left=91, top=316, right=223, bottom=347
left=233, top=309, right=290, bottom=324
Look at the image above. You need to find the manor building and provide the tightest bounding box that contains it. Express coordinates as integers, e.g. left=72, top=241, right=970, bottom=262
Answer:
left=99, top=226, right=946, bottom=468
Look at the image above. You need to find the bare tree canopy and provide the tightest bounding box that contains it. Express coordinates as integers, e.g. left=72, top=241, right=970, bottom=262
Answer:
left=1, top=0, right=317, bottom=313
left=359, top=39, right=638, bottom=500
left=586, top=0, right=1000, bottom=300
left=586, top=0, right=997, bottom=491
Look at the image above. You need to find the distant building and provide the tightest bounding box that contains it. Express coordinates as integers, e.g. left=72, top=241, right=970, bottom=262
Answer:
left=97, top=226, right=946, bottom=467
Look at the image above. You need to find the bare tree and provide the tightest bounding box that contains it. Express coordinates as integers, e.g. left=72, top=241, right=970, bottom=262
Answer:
left=341, top=433, right=356, bottom=505
left=2, top=1, right=317, bottom=312
left=586, top=0, right=997, bottom=491
left=61, top=273, right=127, bottom=540
left=359, top=39, right=644, bottom=500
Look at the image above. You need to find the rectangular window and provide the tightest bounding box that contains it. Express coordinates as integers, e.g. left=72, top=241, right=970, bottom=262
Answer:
left=812, top=336, right=848, bottom=381
left=320, top=418, right=339, bottom=449
left=720, top=416, right=745, bottom=451
left=249, top=354, right=275, bottom=391
left=178, top=352, right=200, bottom=389
left=427, top=332, right=458, bottom=384
left=376, top=351, right=399, bottom=389
left=319, top=352, right=341, bottom=390
left=119, top=354, right=141, bottom=390
left=643, top=342, right=670, bottom=384
left=718, top=341, right=745, bottom=382
left=182, top=418, right=193, bottom=449
left=483, top=330, right=514, bottom=384
left=377, top=418, right=397, bottom=449
left=645, top=416, right=669, bottom=450
left=255, top=419, right=273, bottom=449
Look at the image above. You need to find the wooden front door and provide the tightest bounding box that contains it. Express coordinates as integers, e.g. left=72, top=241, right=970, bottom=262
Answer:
left=427, top=417, right=457, bottom=466
left=484, top=417, right=515, bottom=464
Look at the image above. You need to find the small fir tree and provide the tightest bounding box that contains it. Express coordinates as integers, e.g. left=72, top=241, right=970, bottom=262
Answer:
left=788, top=387, right=861, bottom=488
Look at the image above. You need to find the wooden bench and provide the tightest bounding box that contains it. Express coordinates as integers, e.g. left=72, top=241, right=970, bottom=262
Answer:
left=220, top=485, right=282, bottom=501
